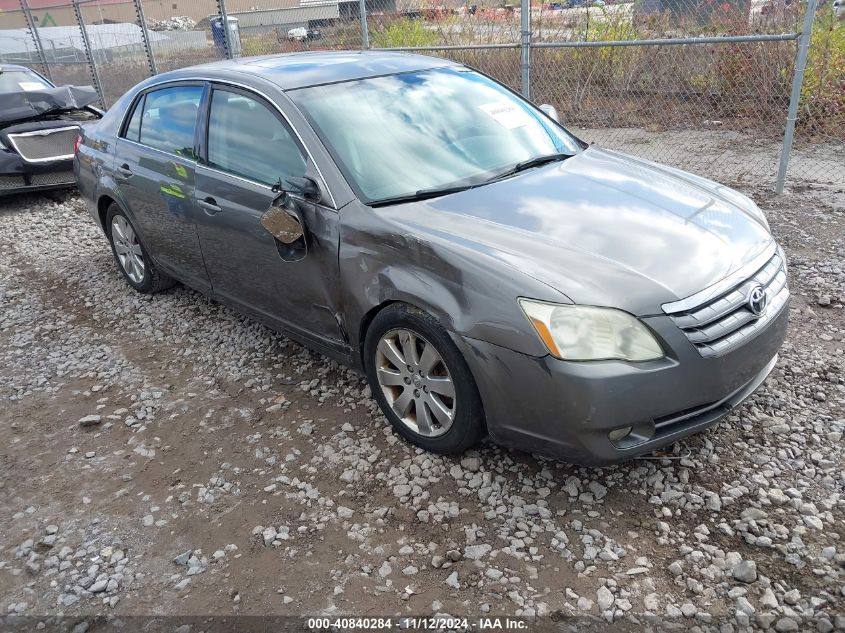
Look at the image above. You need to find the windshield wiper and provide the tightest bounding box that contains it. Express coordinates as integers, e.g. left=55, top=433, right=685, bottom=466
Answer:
left=488, top=152, right=573, bottom=183
left=369, top=183, right=478, bottom=208
left=368, top=153, right=573, bottom=207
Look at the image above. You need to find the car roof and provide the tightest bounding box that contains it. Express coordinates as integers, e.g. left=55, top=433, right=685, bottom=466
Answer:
left=159, top=50, right=460, bottom=91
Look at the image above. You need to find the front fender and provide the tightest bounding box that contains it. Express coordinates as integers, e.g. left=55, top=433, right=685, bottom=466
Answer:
left=339, top=202, right=568, bottom=360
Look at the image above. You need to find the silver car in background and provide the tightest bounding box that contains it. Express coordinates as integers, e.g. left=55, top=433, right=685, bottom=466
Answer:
left=75, top=51, right=789, bottom=465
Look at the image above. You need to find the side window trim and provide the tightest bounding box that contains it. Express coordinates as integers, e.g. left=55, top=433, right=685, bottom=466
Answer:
left=135, top=94, right=145, bottom=143
left=196, top=82, right=212, bottom=167
left=119, top=92, right=144, bottom=141
left=120, top=76, right=336, bottom=208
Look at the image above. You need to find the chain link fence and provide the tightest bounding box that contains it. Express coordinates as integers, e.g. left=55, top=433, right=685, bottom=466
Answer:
left=3, top=1, right=100, bottom=92
left=531, top=36, right=800, bottom=185
left=785, top=5, right=843, bottom=186
left=1, top=0, right=842, bottom=189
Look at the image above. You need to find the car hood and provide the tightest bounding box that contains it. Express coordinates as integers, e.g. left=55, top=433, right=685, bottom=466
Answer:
left=0, top=85, right=98, bottom=126
left=386, top=147, right=773, bottom=315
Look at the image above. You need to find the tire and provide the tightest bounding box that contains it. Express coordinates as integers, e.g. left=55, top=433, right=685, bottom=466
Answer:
left=105, top=203, right=175, bottom=294
left=364, top=303, right=486, bottom=454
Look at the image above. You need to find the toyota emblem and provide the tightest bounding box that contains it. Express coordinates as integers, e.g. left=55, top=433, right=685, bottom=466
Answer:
left=747, top=284, right=767, bottom=317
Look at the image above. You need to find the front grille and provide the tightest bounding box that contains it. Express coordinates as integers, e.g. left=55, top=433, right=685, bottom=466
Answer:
left=29, top=170, right=75, bottom=186
left=0, top=175, right=25, bottom=190
left=664, top=247, right=789, bottom=358
left=7, top=126, right=79, bottom=163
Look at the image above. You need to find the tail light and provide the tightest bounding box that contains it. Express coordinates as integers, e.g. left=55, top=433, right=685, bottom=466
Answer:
left=74, top=134, right=82, bottom=155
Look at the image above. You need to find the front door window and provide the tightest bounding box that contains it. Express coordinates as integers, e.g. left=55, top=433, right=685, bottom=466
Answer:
left=206, top=89, right=306, bottom=187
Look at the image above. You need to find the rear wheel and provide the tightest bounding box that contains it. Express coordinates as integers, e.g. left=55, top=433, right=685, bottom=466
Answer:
left=106, top=204, right=174, bottom=294
left=364, top=304, right=486, bottom=454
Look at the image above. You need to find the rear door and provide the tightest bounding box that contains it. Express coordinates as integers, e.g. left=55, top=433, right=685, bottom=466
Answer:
left=114, top=83, right=211, bottom=293
left=193, top=84, right=344, bottom=349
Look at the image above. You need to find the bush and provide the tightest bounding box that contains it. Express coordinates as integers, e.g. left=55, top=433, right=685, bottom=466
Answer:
left=241, top=33, right=278, bottom=56
left=799, top=8, right=845, bottom=138
left=371, top=18, right=441, bottom=48
left=713, top=40, right=793, bottom=120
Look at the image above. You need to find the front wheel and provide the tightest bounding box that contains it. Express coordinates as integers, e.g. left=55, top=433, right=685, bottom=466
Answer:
left=364, top=304, right=486, bottom=455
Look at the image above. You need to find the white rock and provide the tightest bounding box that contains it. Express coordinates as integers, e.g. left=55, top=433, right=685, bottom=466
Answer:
left=803, top=515, right=823, bottom=530
left=459, top=457, right=481, bottom=472
left=262, top=527, right=277, bottom=546
left=760, top=588, right=778, bottom=609
left=732, top=559, right=757, bottom=583
left=89, top=579, right=108, bottom=593
left=774, top=618, right=799, bottom=632
left=596, top=586, right=614, bottom=611
left=588, top=481, right=607, bottom=500
left=393, top=484, right=411, bottom=497
left=485, top=568, right=503, bottom=581
left=463, top=544, right=492, bottom=560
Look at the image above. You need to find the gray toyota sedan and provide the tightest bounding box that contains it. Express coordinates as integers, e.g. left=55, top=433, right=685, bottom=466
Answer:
left=75, top=51, right=789, bottom=465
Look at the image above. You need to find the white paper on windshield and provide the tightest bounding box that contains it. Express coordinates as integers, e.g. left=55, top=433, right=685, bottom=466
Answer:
left=478, top=102, right=531, bottom=129
left=19, top=82, right=45, bottom=91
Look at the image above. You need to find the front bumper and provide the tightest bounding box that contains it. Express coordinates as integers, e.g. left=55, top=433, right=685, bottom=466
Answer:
left=456, top=297, right=789, bottom=465
left=0, top=151, right=75, bottom=197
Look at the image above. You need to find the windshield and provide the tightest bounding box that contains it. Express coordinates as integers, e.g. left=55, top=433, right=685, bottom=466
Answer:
left=0, top=69, right=52, bottom=93
left=290, top=67, right=582, bottom=204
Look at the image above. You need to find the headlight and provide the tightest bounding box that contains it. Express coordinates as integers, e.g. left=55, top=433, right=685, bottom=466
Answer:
left=519, top=299, right=664, bottom=362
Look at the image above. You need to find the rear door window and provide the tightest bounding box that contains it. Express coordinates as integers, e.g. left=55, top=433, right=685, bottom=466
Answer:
left=137, top=85, right=203, bottom=160
left=205, top=88, right=306, bottom=187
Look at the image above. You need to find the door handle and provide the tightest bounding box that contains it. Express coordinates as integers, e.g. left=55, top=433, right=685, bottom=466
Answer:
left=197, top=197, right=222, bottom=215
left=116, top=163, right=132, bottom=179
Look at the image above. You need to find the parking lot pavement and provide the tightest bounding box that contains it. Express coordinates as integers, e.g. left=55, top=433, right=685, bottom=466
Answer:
left=0, top=186, right=842, bottom=629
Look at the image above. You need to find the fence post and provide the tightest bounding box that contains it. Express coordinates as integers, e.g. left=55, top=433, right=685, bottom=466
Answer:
left=216, top=0, right=233, bottom=59
left=71, top=0, right=106, bottom=106
left=520, top=0, right=531, bottom=99
left=775, top=0, right=817, bottom=194
left=359, top=0, right=370, bottom=49
left=19, top=0, right=52, bottom=82
left=132, top=0, right=157, bottom=76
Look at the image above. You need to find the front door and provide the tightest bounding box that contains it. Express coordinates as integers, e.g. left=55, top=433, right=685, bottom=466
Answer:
left=114, top=83, right=210, bottom=292
left=193, top=85, right=344, bottom=349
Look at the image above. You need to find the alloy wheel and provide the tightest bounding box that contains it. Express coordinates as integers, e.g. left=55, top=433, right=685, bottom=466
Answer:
left=111, top=216, right=145, bottom=284
left=375, top=328, right=456, bottom=437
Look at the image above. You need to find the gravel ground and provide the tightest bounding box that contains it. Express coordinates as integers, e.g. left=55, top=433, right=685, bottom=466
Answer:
left=0, top=180, right=843, bottom=631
